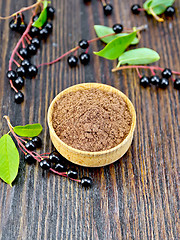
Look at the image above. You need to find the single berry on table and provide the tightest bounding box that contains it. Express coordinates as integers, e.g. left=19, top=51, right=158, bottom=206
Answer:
left=103, top=4, right=113, bottom=16
left=9, top=19, right=20, bottom=31
left=19, top=47, right=29, bottom=59
left=14, top=91, right=24, bottom=104
left=79, top=53, right=90, bottom=65
left=31, top=38, right=41, bottom=48
left=112, top=24, right=123, bottom=33
left=67, top=55, right=78, bottom=67
left=27, top=43, right=37, bottom=56
left=18, top=23, right=27, bottom=33
left=39, top=27, right=49, bottom=39
left=7, top=70, right=17, bottom=80
left=53, top=162, right=67, bottom=172
left=47, top=6, right=55, bottom=19
left=21, top=59, right=31, bottom=70
left=79, top=39, right=89, bottom=49
left=24, top=154, right=36, bottom=164
left=162, top=68, right=172, bottom=79
left=67, top=169, right=78, bottom=179
left=140, top=76, right=150, bottom=88
left=27, top=65, right=38, bottom=78
left=13, top=76, right=24, bottom=90
left=174, top=78, right=180, bottom=90
left=81, top=177, right=92, bottom=187
left=131, top=4, right=141, bottom=14
left=165, top=6, right=175, bottom=17
left=44, top=22, right=53, bottom=33
left=39, top=159, right=51, bottom=170
left=25, top=140, right=36, bottom=151
left=49, top=151, right=62, bottom=163
left=150, top=75, right=160, bottom=86
left=29, top=26, right=40, bottom=37
left=16, top=66, right=26, bottom=77
left=32, top=136, right=42, bottom=148
left=159, top=78, right=169, bottom=89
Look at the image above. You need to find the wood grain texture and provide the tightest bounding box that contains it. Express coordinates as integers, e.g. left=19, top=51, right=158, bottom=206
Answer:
left=0, top=0, right=179, bottom=239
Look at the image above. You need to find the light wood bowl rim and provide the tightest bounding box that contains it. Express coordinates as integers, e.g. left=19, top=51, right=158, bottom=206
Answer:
left=47, top=83, right=136, bottom=156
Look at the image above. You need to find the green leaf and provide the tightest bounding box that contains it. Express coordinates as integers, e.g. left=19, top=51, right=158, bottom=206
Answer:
left=14, top=123, right=43, bottom=137
left=117, top=48, right=160, bottom=66
left=32, top=0, right=49, bottom=28
left=94, top=31, right=137, bottom=60
left=143, top=0, right=153, bottom=10
left=94, top=25, right=139, bottom=45
left=0, top=134, right=19, bottom=186
left=144, top=0, right=175, bottom=15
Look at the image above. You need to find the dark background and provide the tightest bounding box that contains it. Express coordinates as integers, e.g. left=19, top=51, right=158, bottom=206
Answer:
left=0, top=0, right=179, bottom=239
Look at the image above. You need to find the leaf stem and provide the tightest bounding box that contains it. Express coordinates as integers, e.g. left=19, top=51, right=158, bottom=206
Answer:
left=149, top=7, right=164, bottom=22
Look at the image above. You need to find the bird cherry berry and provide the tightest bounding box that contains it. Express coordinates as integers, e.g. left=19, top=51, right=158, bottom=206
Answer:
left=81, top=177, right=92, bottom=187
left=13, top=76, right=24, bottom=90
left=39, top=159, right=51, bottom=170
left=44, top=22, right=53, bottom=33
left=103, top=4, right=113, bottom=16
left=31, top=38, right=41, bottom=48
left=32, top=136, right=42, bottom=148
left=112, top=24, right=123, bottom=33
left=18, top=47, right=29, bottom=59
left=27, top=65, right=38, bottom=78
left=165, top=6, right=175, bottom=17
left=29, top=26, right=40, bottom=37
left=131, top=4, right=141, bottom=14
left=27, top=43, right=37, bottom=56
left=79, top=53, right=90, bottom=65
left=159, top=78, right=169, bottom=89
left=9, top=19, right=20, bottom=31
left=67, top=169, right=78, bottom=179
left=150, top=75, right=160, bottom=86
left=21, top=59, right=31, bottom=70
left=25, top=140, right=36, bottom=151
left=47, top=6, right=55, bottom=19
left=162, top=68, right=172, bottom=79
left=49, top=151, right=62, bottom=163
left=14, top=91, right=24, bottom=104
left=174, top=78, right=180, bottom=90
left=79, top=39, right=89, bottom=49
left=16, top=66, right=26, bottom=77
left=67, top=55, right=78, bottom=67
left=18, top=22, right=27, bottom=34
left=24, top=154, right=36, bottom=164
left=7, top=70, right=17, bottom=80
left=140, top=76, right=150, bottom=88
left=53, top=162, right=67, bottom=172
left=39, top=27, right=49, bottom=39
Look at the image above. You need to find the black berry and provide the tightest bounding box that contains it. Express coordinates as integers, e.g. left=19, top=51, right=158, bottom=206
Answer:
left=13, top=76, right=24, bottom=90
left=16, top=66, right=26, bottom=77
left=49, top=151, right=62, bottom=164
left=162, top=68, right=172, bottom=79
left=67, top=55, right=78, bottom=67
left=159, top=78, right=169, bottom=89
left=81, top=177, right=92, bottom=187
left=29, top=26, right=40, bottom=37
left=27, top=65, right=38, bottom=78
left=9, top=19, right=19, bottom=31
left=79, top=53, right=90, bottom=65
left=21, top=59, right=31, bottom=70
left=131, top=4, right=141, bottom=14
left=53, top=163, right=67, bottom=172
left=165, top=6, right=175, bottom=17
left=150, top=75, right=160, bottom=86
left=7, top=70, right=17, bottom=80
left=27, top=43, right=37, bottom=56
left=103, top=4, right=113, bottom=16
left=174, top=78, right=180, bottom=90
left=14, top=14, right=22, bottom=26
left=32, top=136, right=42, bottom=148
left=67, top=169, right=78, bottom=179
left=24, top=154, right=36, bottom=164
left=39, top=159, right=51, bottom=170
left=112, top=24, right=123, bottom=33
left=31, top=38, right=41, bottom=48
left=39, top=27, right=49, bottom=39
left=18, top=23, right=27, bottom=33
left=140, top=76, right=150, bottom=88
left=44, top=22, right=53, bottom=33
left=18, top=47, right=29, bottom=59
left=47, top=6, right=55, bottom=19
left=25, top=140, right=36, bottom=151
left=79, top=39, right=89, bottom=49
left=14, top=91, right=24, bottom=104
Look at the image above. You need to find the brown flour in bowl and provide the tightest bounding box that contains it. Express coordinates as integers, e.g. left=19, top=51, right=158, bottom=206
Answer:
left=52, top=88, right=132, bottom=152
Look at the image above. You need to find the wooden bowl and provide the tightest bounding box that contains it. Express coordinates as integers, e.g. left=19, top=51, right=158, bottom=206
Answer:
left=47, top=83, right=136, bottom=167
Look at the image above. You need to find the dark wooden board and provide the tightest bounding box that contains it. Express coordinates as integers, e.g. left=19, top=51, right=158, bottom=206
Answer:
left=0, top=0, right=179, bottom=239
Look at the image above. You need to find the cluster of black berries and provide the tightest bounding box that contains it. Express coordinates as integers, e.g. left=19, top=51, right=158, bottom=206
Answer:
left=83, top=0, right=113, bottom=16
left=67, top=39, right=90, bottom=67
left=24, top=140, right=92, bottom=187
left=140, top=68, right=180, bottom=90
left=131, top=4, right=175, bottom=17
left=7, top=6, right=55, bottom=104
left=9, top=13, right=27, bottom=33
